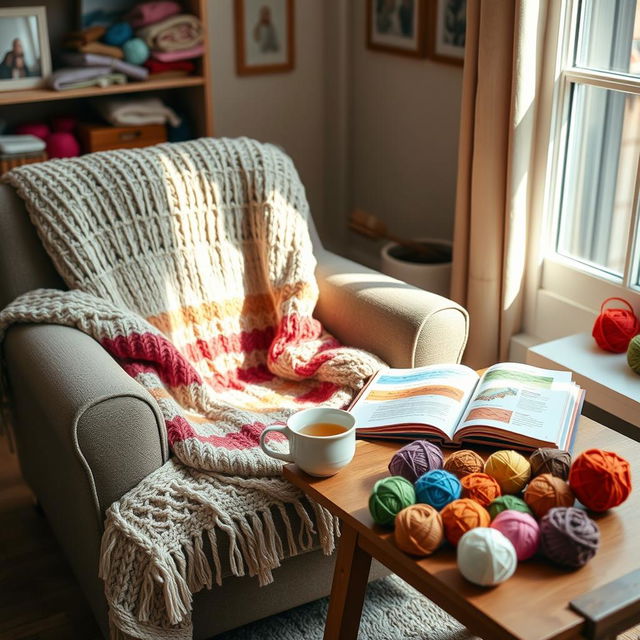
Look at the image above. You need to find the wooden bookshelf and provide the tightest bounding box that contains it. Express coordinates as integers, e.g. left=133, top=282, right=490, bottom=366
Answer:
left=1, top=0, right=213, bottom=138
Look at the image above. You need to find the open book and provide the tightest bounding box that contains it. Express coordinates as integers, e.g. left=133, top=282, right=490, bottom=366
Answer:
left=349, top=362, right=585, bottom=452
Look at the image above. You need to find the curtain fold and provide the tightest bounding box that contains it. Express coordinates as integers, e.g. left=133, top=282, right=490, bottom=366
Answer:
left=451, top=0, right=550, bottom=368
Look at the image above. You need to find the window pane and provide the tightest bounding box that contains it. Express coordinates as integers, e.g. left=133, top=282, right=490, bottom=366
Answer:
left=576, top=0, right=640, bottom=75
left=557, top=84, right=640, bottom=276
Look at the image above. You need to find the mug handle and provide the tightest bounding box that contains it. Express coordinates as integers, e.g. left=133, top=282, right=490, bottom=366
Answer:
left=260, top=424, right=295, bottom=463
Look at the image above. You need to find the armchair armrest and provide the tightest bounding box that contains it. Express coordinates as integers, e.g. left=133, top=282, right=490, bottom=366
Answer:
left=4, top=323, right=167, bottom=519
left=314, top=249, right=468, bottom=367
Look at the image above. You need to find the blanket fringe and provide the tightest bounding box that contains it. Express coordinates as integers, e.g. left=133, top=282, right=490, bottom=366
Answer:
left=102, top=496, right=338, bottom=640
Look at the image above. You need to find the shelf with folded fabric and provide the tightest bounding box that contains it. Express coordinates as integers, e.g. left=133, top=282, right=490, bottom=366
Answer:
left=0, top=75, right=207, bottom=106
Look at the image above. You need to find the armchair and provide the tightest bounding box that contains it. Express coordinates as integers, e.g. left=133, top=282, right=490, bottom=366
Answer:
left=0, top=178, right=467, bottom=639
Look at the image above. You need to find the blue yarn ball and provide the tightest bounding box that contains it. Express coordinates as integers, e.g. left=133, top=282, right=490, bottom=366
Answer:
left=415, top=469, right=461, bottom=510
left=122, top=37, right=149, bottom=65
left=104, top=22, right=133, bottom=47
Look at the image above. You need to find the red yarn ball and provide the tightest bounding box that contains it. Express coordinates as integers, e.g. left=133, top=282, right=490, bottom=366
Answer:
left=569, top=449, right=632, bottom=512
left=592, top=297, right=640, bottom=353
left=46, top=132, right=80, bottom=158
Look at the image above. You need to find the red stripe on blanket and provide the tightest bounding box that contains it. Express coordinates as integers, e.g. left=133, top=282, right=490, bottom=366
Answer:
left=182, top=326, right=275, bottom=362
left=167, top=416, right=283, bottom=448
left=295, top=381, right=341, bottom=404
left=269, top=314, right=323, bottom=361
left=102, top=332, right=202, bottom=387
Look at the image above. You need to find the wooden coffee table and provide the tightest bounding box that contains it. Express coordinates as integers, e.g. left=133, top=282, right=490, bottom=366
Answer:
left=283, top=416, right=640, bottom=640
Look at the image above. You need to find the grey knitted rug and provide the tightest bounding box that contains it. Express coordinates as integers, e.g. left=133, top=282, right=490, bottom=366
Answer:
left=215, top=575, right=478, bottom=640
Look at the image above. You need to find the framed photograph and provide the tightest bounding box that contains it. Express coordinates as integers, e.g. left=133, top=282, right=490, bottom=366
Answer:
left=78, top=0, right=132, bottom=29
left=366, top=0, right=428, bottom=58
left=0, top=7, right=51, bottom=91
left=427, top=0, right=466, bottom=65
left=235, top=0, right=295, bottom=75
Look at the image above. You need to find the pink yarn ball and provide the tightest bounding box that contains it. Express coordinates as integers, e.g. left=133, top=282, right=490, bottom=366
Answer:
left=46, top=132, right=80, bottom=158
left=490, top=509, right=540, bottom=561
left=14, top=122, right=50, bottom=140
left=51, top=116, right=78, bottom=133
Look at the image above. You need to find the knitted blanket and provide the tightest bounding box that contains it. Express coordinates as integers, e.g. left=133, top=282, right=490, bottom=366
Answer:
left=0, top=138, right=383, bottom=639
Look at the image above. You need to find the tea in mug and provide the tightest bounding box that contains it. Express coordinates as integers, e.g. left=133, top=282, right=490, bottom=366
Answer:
left=299, top=422, right=349, bottom=437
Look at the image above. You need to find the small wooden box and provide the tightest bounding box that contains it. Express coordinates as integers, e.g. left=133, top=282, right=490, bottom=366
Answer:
left=78, top=123, right=167, bottom=153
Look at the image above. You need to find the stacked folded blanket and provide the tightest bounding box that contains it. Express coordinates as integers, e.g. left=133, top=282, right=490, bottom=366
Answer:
left=94, top=96, right=181, bottom=127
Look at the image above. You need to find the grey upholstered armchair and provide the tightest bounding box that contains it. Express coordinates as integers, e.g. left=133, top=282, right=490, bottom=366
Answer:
left=0, top=180, right=468, bottom=638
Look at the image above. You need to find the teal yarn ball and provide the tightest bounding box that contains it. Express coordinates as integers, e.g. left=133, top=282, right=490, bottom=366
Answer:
left=122, top=38, right=150, bottom=65
left=415, top=469, right=461, bottom=510
left=369, top=476, right=416, bottom=527
left=488, top=495, right=533, bottom=520
left=627, top=335, right=640, bottom=374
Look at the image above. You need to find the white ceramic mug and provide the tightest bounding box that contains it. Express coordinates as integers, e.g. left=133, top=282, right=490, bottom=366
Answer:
left=260, top=407, right=356, bottom=477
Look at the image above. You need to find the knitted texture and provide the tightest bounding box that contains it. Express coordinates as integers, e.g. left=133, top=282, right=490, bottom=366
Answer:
left=0, top=138, right=383, bottom=639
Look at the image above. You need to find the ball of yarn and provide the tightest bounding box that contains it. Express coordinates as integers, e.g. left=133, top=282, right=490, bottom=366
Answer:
left=14, top=122, right=50, bottom=140
left=414, top=469, right=461, bottom=510
left=369, top=476, right=416, bottom=527
left=443, top=449, right=485, bottom=478
left=388, top=440, right=444, bottom=483
left=123, top=37, right=150, bottom=65
left=441, top=498, right=490, bottom=546
left=524, top=473, right=574, bottom=518
left=529, top=448, right=572, bottom=480
left=461, top=472, right=501, bottom=507
left=491, top=510, right=540, bottom=561
left=51, top=115, right=77, bottom=133
left=394, top=504, right=444, bottom=556
left=104, top=21, right=133, bottom=46
left=457, top=527, right=517, bottom=586
left=487, top=495, right=532, bottom=520
left=627, top=335, right=640, bottom=374
left=592, top=297, right=640, bottom=353
left=484, top=450, right=531, bottom=494
left=46, top=132, right=80, bottom=158
left=569, top=449, right=632, bottom=512
left=540, top=507, right=600, bottom=568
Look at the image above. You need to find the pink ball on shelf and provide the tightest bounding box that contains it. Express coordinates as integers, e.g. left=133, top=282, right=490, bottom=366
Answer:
left=490, top=509, right=540, bottom=561
left=46, top=132, right=80, bottom=159
left=14, top=122, right=50, bottom=140
left=51, top=116, right=78, bottom=133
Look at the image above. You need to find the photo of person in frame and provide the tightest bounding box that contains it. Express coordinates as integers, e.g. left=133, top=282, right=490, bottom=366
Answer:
left=0, top=38, right=33, bottom=79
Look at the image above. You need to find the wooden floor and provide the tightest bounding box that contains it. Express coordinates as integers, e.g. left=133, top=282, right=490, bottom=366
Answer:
left=0, top=436, right=638, bottom=640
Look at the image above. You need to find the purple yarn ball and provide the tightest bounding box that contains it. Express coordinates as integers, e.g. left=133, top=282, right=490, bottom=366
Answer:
left=540, top=507, right=600, bottom=568
left=388, top=440, right=444, bottom=483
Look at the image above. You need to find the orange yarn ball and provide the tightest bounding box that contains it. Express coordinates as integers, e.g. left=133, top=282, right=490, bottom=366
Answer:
left=569, top=449, right=632, bottom=512
left=524, top=473, right=574, bottom=518
left=444, top=449, right=485, bottom=478
left=394, top=504, right=444, bottom=556
left=461, top=472, right=502, bottom=507
left=592, top=297, right=640, bottom=353
left=440, top=498, right=490, bottom=546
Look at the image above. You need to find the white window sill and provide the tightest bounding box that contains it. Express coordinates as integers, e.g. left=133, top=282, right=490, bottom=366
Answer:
left=526, top=332, right=640, bottom=430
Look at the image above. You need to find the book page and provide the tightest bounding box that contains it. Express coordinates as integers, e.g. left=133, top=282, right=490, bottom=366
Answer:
left=350, top=364, right=479, bottom=440
left=455, top=362, right=575, bottom=445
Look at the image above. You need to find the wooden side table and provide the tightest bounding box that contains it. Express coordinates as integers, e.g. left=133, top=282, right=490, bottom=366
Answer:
left=284, top=417, right=640, bottom=640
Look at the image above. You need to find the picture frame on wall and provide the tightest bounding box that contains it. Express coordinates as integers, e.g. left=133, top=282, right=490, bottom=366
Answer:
left=0, top=6, right=51, bottom=91
left=366, top=0, right=428, bottom=58
left=234, top=0, right=295, bottom=75
left=427, top=0, right=466, bottom=65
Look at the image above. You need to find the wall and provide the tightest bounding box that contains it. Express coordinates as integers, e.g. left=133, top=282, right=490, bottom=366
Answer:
left=208, top=1, right=327, bottom=235
left=348, top=1, right=463, bottom=265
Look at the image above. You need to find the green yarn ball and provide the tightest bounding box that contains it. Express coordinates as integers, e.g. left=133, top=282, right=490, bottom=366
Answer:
left=488, top=495, right=533, bottom=520
left=369, top=476, right=416, bottom=527
left=627, top=335, right=640, bottom=374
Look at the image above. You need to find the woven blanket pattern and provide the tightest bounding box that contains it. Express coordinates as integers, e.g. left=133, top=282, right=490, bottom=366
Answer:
left=0, top=138, right=383, bottom=639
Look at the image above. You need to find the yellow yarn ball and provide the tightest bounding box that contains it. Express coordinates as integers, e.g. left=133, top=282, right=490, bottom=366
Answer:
left=484, top=450, right=531, bottom=494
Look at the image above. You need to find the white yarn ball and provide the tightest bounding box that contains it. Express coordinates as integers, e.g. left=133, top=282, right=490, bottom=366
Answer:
left=457, top=527, right=517, bottom=586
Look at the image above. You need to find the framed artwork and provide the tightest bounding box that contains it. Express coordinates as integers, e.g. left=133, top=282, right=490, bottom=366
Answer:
left=366, top=0, right=428, bottom=58
left=427, top=0, right=466, bottom=65
left=235, top=0, right=295, bottom=75
left=0, top=7, right=51, bottom=91
left=78, top=0, right=132, bottom=28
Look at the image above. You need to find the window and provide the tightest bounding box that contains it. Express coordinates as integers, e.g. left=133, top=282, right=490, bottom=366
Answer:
left=529, top=0, right=640, bottom=342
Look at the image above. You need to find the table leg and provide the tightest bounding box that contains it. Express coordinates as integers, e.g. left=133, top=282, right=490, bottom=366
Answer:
left=324, top=523, right=372, bottom=640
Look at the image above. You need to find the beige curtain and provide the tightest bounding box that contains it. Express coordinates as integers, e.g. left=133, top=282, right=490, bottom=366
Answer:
left=451, top=0, right=551, bottom=368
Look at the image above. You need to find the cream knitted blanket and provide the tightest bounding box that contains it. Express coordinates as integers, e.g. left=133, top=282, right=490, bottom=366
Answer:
left=0, top=138, right=382, bottom=639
